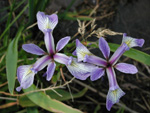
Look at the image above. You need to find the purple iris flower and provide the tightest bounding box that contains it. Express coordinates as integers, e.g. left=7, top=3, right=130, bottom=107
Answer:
left=74, top=34, right=144, bottom=111
left=16, top=12, right=96, bottom=92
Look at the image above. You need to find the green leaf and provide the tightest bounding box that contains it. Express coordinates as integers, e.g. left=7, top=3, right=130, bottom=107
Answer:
left=23, top=85, right=83, bottom=113
left=19, top=95, right=36, bottom=107
left=46, top=88, right=88, bottom=101
left=109, top=43, right=150, bottom=66
left=27, top=107, right=39, bottom=113
left=6, top=26, right=24, bottom=94
left=19, top=88, right=88, bottom=107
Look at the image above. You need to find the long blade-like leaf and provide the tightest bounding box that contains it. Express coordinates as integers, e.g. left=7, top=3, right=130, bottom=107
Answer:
left=23, top=85, right=82, bottom=113
left=19, top=88, right=88, bottom=107
left=6, top=26, right=24, bottom=94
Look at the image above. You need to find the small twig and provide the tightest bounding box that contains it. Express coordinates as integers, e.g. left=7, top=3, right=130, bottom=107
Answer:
left=60, top=67, right=74, bottom=102
left=25, top=22, right=37, bottom=30
left=51, top=89, right=62, bottom=97
left=0, top=81, right=8, bottom=88
left=0, top=102, right=18, bottom=109
left=0, top=77, right=75, bottom=97
left=0, top=53, right=6, bottom=64
left=0, top=96, right=17, bottom=101
left=141, top=94, right=150, bottom=110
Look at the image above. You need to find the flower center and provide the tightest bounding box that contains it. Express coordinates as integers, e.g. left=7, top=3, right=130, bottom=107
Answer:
left=49, top=53, right=55, bottom=59
left=106, top=62, right=111, bottom=68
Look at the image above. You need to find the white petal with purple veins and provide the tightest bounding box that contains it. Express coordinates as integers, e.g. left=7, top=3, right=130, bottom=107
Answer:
left=106, top=87, right=125, bottom=111
left=122, top=33, right=144, bottom=48
left=22, top=43, right=45, bottom=55
left=46, top=62, right=56, bottom=81
left=99, top=37, right=110, bottom=59
left=115, top=63, right=138, bottom=74
left=66, top=58, right=96, bottom=80
left=56, top=36, right=70, bottom=52
left=16, top=65, right=35, bottom=92
left=37, top=12, right=58, bottom=33
left=76, top=39, right=93, bottom=62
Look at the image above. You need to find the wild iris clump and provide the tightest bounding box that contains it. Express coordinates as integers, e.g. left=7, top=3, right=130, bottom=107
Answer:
left=16, top=12, right=144, bottom=111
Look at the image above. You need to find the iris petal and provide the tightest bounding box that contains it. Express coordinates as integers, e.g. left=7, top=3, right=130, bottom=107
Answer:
left=75, top=39, right=92, bottom=62
left=36, top=11, right=58, bottom=33
left=109, top=43, right=128, bottom=65
left=22, top=43, right=45, bottom=55
left=106, top=87, right=125, bottom=111
left=56, top=36, right=70, bottom=52
left=32, top=55, right=51, bottom=73
left=44, top=30, right=55, bottom=54
left=54, top=53, right=70, bottom=65
left=16, top=65, right=35, bottom=92
left=122, top=33, right=144, bottom=48
left=66, top=58, right=96, bottom=80
left=106, top=67, right=118, bottom=90
left=84, top=54, right=107, bottom=66
left=46, top=62, right=56, bottom=81
left=99, top=37, right=110, bottom=59
left=90, top=68, right=105, bottom=81
left=115, top=63, right=138, bottom=74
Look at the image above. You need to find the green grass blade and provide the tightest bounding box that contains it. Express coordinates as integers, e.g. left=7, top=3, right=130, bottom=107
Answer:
left=6, top=26, right=24, bottom=94
left=0, top=4, right=28, bottom=40
left=109, top=43, right=150, bottom=66
left=28, top=0, right=35, bottom=25
left=23, top=85, right=83, bottom=113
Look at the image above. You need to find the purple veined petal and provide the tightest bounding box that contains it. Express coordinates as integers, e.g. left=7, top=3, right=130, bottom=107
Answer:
left=106, top=87, right=125, bottom=111
left=106, top=67, right=118, bottom=90
left=72, top=49, right=77, bottom=56
left=53, top=53, right=70, bottom=65
left=56, top=36, right=71, bottom=52
left=99, top=37, right=110, bottom=59
left=76, top=39, right=93, bottom=62
left=36, top=11, right=58, bottom=33
left=106, top=67, right=125, bottom=111
left=115, top=63, right=138, bottom=74
left=90, top=68, right=105, bottom=81
left=17, top=65, right=32, bottom=84
left=32, top=55, right=51, bottom=73
left=66, top=58, right=96, bottom=80
left=122, top=33, right=145, bottom=48
left=109, top=43, right=128, bottom=65
left=16, top=65, right=35, bottom=92
left=84, top=54, right=107, bottom=67
left=44, top=30, right=55, bottom=54
left=48, top=13, right=58, bottom=30
left=46, top=62, right=56, bottom=81
left=20, top=71, right=35, bottom=89
left=22, top=43, right=45, bottom=55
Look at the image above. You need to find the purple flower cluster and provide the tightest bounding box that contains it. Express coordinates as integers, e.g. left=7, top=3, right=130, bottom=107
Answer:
left=16, top=12, right=144, bottom=111
left=74, top=34, right=144, bottom=110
